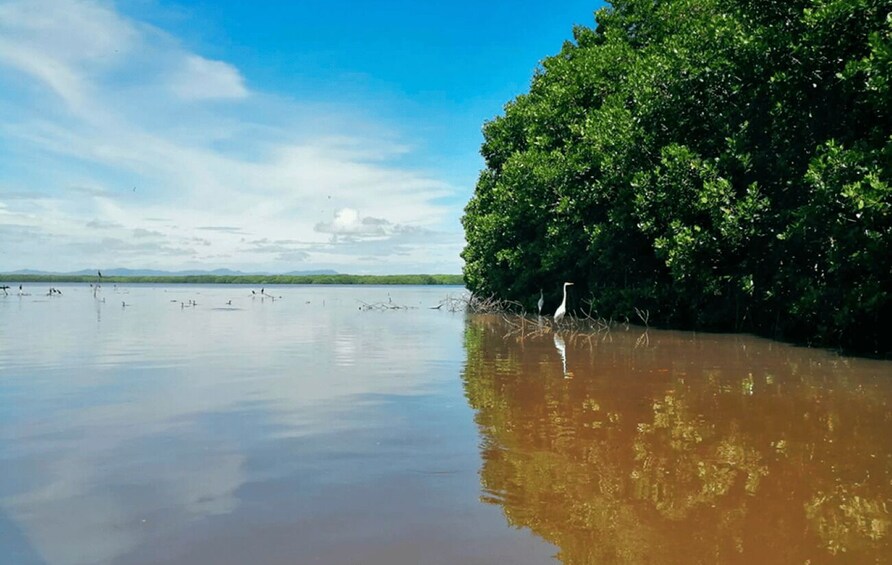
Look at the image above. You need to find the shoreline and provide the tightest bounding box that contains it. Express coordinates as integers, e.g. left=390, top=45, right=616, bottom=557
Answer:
left=0, top=274, right=465, bottom=286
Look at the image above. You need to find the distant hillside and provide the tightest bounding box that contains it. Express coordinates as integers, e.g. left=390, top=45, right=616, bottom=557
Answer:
left=0, top=273, right=465, bottom=286
left=7, top=268, right=339, bottom=277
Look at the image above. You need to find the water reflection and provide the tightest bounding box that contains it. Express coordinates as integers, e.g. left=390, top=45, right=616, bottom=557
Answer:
left=3, top=285, right=562, bottom=565
left=461, top=315, right=892, bottom=564
left=553, top=333, right=569, bottom=378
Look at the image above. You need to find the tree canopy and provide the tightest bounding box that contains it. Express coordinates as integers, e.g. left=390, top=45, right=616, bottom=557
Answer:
left=461, top=0, right=891, bottom=354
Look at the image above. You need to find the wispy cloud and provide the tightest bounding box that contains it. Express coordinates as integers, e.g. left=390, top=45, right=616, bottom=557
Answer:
left=0, top=0, right=463, bottom=274
left=86, top=219, right=122, bottom=230
left=197, top=226, right=246, bottom=234
left=171, top=55, right=248, bottom=100
left=132, top=228, right=164, bottom=238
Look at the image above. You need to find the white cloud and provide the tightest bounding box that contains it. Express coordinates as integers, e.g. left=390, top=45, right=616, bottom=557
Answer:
left=315, top=208, right=391, bottom=237
left=0, top=0, right=464, bottom=274
left=0, top=0, right=137, bottom=112
left=171, top=55, right=248, bottom=100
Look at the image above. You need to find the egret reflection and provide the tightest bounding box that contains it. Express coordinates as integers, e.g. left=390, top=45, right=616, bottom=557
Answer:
left=553, top=332, right=570, bottom=378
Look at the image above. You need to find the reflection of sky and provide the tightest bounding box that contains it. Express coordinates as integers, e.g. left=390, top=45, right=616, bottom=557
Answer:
left=0, top=285, right=558, bottom=564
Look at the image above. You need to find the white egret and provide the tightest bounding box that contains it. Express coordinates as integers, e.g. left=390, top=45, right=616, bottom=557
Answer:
left=537, top=289, right=544, bottom=315
left=553, top=282, right=574, bottom=324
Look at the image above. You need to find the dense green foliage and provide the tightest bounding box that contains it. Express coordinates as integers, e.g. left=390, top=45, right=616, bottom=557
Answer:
left=0, top=274, right=464, bottom=285
left=462, top=0, right=891, bottom=353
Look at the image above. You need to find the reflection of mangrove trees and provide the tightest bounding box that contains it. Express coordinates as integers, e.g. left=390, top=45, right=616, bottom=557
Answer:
left=461, top=316, right=892, bottom=563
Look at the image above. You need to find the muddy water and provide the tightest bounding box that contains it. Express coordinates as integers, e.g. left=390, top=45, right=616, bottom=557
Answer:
left=462, top=315, right=892, bottom=564
left=0, top=285, right=556, bottom=565
left=1, top=284, right=890, bottom=564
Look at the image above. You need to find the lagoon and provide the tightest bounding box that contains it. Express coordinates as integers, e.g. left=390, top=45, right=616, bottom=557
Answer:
left=1, top=284, right=891, bottom=564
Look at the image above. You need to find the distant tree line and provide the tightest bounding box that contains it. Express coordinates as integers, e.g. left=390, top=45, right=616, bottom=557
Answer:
left=461, top=0, right=891, bottom=354
left=0, top=274, right=464, bottom=286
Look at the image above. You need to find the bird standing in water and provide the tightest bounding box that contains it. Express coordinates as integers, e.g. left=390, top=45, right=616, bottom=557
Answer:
left=553, top=282, right=574, bottom=324
left=537, top=289, right=544, bottom=315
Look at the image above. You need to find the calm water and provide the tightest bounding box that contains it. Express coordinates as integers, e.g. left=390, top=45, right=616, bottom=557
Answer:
left=1, top=284, right=891, bottom=564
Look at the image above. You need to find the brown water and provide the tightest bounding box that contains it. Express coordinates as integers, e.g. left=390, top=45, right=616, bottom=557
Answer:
left=1, top=285, right=891, bottom=564
left=463, top=315, right=892, bottom=564
left=0, top=285, right=554, bottom=565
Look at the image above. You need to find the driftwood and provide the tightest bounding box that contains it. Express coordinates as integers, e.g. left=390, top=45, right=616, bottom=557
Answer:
left=358, top=292, right=516, bottom=313
left=357, top=291, right=650, bottom=346
left=426, top=292, right=524, bottom=314
left=357, top=300, right=416, bottom=311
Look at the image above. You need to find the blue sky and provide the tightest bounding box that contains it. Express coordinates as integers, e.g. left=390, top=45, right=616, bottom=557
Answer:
left=0, top=0, right=603, bottom=274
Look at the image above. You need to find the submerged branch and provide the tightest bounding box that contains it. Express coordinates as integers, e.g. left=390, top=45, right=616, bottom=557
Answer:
left=357, top=300, right=416, bottom=311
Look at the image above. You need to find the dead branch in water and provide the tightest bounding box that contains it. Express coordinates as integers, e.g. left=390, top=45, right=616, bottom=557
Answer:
left=499, top=311, right=614, bottom=341
left=428, top=292, right=524, bottom=314
left=374, top=291, right=647, bottom=349
left=432, top=294, right=473, bottom=313
left=466, top=293, right=524, bottom=314
left=357, top=300, right=416, bottom=311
